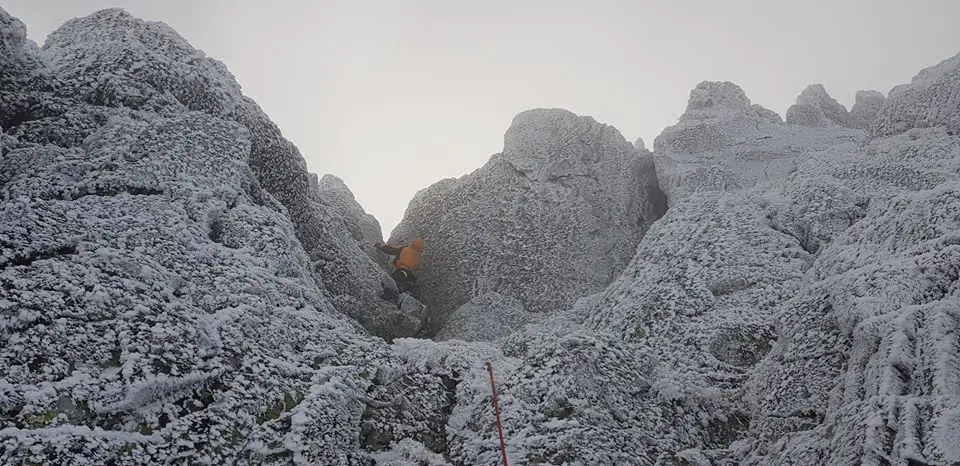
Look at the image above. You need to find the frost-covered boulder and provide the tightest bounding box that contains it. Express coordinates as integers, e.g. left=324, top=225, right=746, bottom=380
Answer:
left=391, top=108, right=666, bottom=335
left=683, top=81, right=754, bottom=117
left=848, top=90, right=886, bottom=129
left=752, top=104, right=784, bottom=124
left=654, top=80, right=861, bottom=203
left=435, top=292, right=539, bottom=342
left=872, top=51, right=960, bottom=137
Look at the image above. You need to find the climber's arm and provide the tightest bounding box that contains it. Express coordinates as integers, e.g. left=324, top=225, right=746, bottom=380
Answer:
left=375, top=242, right=403, bottom=255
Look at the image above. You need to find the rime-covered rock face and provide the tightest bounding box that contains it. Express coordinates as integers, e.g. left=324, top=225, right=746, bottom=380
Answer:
left=872, top=52, right=960, bottom=137
left=791, top=84, right=852, bottom=127
left=848, top=89, right=886, bottom=129
left=653, top=80, right=862, bottom=203
left=446, top=56, right=960, bottom=465
left=450, top=188, right=808, bottom=463
left=4, top=6, right=960, bottom=466
left=743, top=128, right=960, bottom=465
left=0, top=108, right=386, bottom=464
left=0, top=7, right=436, bottom=464
left=313, top=174, right=388, bottom=268
left=30, top=7, right=405, bottom=338
left=391, top=108, right=666, bottom=335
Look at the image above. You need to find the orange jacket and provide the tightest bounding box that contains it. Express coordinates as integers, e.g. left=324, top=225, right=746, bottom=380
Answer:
left=377, top=238, right=424, bottom=274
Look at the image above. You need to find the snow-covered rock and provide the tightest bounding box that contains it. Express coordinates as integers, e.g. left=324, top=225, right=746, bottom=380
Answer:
left=742, top=128, right=960, bottom=465
left=4, top=6, right=960, bottom=465
left=0, top=108, right=387, bottom=464
left=752, top=104, right=784, bottom=125
left=448, top=329, right=666, bottom=465
left=683, top=81, right=754, bottom=118
left=654, top=80, right=861, bottom=203
left=435, top=292, right=540, bottom=343
left=789, top=84, right=851, bottom=127
left=34, top=7, right=407, bottom=339
left=0, top=7, right=430, bottom=464
left=848, top=89, right=886, bottom=129
left=391, top=108, right=666, bottom=335
left=313, top=174, right=388, bottom=269
left=633, top=137, right=646, bottom=151
left=369, top=439, right=453, bottom=466
left=785, top=102, right=830, bottom=127
left=360, top=338, right=499, bottom=458
left=872, top=51, right=960, bottom=137
left=450, top=55, right=960, bottom=465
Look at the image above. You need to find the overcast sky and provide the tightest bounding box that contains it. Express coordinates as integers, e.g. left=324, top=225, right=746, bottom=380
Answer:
left=4, top=0, right=959, bottom=237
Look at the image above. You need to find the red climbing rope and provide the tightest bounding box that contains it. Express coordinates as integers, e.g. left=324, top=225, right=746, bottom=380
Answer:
left=485, top=361, right=509, bottom=466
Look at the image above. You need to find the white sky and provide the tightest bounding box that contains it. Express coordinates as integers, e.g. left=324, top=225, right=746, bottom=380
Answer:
left=4, top=0, right=959, bottom=236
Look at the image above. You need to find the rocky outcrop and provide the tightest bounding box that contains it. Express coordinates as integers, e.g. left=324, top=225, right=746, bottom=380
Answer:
left=787, top=84, right=851, bottom=127
left=313, top=174, right=388, bottom=268
left=653, top=80, right=861, bottom=203
left=448, top=56, right=960, bottom=464
left=391, top=108, right=666, bottom=335
left=633, top=137, right=646, bottom=151
left=848, top=90, right=886, bottom=129
left=871, top=52, right=960, bottom=137
left=742, top=127, right=960, bottom=465
left=31, top=8, right=408, bottom=339
left=0, top=7, right=428, bottom=464
left=785, top=85, right=887, bottom=131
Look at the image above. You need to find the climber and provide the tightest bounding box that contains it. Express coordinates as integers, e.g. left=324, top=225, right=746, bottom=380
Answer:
left=374, top=238, right=424, bottom=299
